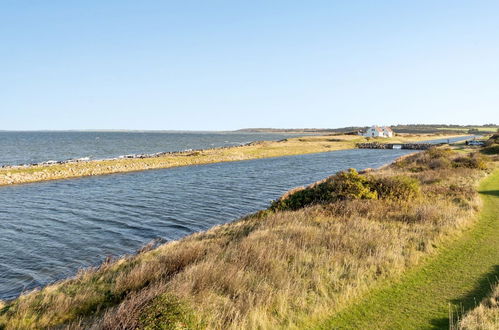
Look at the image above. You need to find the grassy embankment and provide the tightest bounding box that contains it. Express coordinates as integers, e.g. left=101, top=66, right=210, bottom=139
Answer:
left=456, top=281, right=499, bottom=329
left=0, top=133, right=463, bottom=186
left=0, top=143, right=493, bottom=329
left=319, top=167, right=499, bottom=329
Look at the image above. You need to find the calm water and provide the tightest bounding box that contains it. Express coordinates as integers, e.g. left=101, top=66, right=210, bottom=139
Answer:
left=0, top=131, right=300, bottom=166
left=0, top=149, right=416, bottom=300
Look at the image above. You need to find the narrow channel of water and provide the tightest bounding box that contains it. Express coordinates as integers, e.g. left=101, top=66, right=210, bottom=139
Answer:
left=0, top=149, right=417, bottom=300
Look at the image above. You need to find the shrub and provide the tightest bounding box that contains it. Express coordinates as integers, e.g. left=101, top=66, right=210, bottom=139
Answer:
left=395, top=148, right=455, bottom=172
left=271, top=169, right=377, bottom=211
left=427, top=147, right=455, bottom=160
left=271, top=170, right=422, bottom=211
left=326, top=169, right=378, bottom=201
left=452, top=154, right=488, bottom=170
left=428, top=158, right=451, bottom=170
left=481, top=145, right=499, bottom=155
left=372, top=175, right=421, bottom=201
left=485, top=133, right=499, bottom=146
left=468, top=128, right=480, bottom=134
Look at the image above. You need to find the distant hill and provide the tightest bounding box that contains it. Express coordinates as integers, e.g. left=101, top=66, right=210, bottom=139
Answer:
left=235, top=127, right=364, bottom=134
left=389, top=124, right=498, bottom=134
left=237, top=124, right=498, bottom=134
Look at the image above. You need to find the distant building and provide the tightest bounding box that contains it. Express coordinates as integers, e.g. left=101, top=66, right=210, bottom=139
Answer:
left=381, top=126, right=394, bottom=137
left=360, top=125, right=394, bottom=138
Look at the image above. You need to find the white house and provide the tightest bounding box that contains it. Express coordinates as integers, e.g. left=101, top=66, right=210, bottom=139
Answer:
left=360, top=125, right=394, bottom=138
left=381, top=126, right=394, bottom=137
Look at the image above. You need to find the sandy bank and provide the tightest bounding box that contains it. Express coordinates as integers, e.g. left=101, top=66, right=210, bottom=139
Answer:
left=0, top=133, right=464, bottom=186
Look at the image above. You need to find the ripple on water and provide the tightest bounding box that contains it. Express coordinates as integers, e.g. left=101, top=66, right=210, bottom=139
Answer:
left=1, top=148, right=425, bottom=300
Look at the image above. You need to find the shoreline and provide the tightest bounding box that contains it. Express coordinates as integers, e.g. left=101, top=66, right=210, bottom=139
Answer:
left=0, top=144, right=492, bottom=329
left=0, top=146, right=435, bottom=303
left=0, top=144, right=417, bottom=303
left=0, top=133, right=465, bottom=186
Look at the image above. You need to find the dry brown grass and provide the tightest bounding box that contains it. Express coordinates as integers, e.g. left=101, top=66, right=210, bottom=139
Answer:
left=454, top=282, right=499, bottom=329
left=0, top=149, right=490, bottom=329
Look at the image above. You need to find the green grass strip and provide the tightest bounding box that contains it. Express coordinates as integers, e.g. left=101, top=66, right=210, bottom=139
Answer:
left=318, top=169, right=499, bottom=329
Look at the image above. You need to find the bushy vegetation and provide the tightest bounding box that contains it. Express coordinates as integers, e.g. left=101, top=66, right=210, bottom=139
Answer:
left=388, top=124, right=498, bottom=134
left=481, top=145, right=499, bottom=155
left=0, top=149, right=491, bottom=329
left=371, top=175, right=421, bottom=201
left=394, top=147, right=489, bottom=171
left=270, top=169, right=377, bottom=211
left=481, top=133, right=499, bottom=155
left=271, top=169, right=420, bottom=211
left=453, top=154, right=489, bottom=170
left=485, top=133, right=499, bottom=146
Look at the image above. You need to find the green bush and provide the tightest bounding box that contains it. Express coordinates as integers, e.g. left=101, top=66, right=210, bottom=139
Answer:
left=426, top=147, right=455, bottom=159
left=468, top=128, right=480, bottom=134
left=271, top=169, right=425, bottom=211
left=372, top=175, right=421, bottom=201
left=485, top=133, right=499, bottom=146
left=396, top=148, right=455, bottom=172
left=452, top=154, right=488, bottom=170
left=428, top=158, right=451, bottom=170
left=325, top=169, right=378, bottom=201
left=481, top=145, right=499, bottom=155
left=271, top=169, right=377, bottom=211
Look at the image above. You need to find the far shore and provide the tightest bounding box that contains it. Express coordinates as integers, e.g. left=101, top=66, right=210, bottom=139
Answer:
left=0, top=133, right=466, bottom=186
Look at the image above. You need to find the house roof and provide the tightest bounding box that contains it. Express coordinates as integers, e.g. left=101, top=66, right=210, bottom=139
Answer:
left=365, top=125, right=393, bottom=134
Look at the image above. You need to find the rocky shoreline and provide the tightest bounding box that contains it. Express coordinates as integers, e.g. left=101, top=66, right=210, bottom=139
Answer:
left=0, top=141, right=267, bottom=170
left=0, top=134, right=465, bottom=186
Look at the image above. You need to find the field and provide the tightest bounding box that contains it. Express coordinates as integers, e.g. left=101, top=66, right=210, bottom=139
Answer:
left=0, top=145, right=494, bottom=329
left=0, top=133, right=463, bottom=186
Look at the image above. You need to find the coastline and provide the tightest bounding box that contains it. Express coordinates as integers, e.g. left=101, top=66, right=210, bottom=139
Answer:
left=0, top=144, right=492, bottom=329
left=0, top=133, right=465, bottom=186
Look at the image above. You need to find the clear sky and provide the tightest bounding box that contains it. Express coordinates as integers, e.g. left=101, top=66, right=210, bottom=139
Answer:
left=1, top=1, right=498, bottom=130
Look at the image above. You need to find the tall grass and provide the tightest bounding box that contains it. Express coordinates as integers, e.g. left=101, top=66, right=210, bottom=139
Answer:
left=0, top=148, right=491, bottom=329
left=453, top=281, right=499, bottom=329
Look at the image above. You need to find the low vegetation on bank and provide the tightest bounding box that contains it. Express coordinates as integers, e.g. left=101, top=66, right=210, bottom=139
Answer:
left=0, top=145, right=493, bottom=329
left=455, top=281, right=499, bottom=329
left=481, top=133, right=499, bottom=156
left=0, top=133, right=463, bottom=186
left=241, top=124, right=499, bottom=134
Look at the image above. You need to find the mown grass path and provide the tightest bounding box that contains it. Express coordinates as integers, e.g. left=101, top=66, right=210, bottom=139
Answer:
left=319, top=169, right=499, bottom=329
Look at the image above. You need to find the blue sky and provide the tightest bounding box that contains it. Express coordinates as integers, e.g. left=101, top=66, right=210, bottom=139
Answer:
left=1, top=1, right=498, bottom=130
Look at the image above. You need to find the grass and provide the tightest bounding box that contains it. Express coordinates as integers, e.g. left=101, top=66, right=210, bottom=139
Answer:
left=0, top=133, right=464, bottom=186
left=455, top=280, right=499, bottom=329
left=319, top=168, right=499, bottom=329
left=0, top=147, right=491, bottom=329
